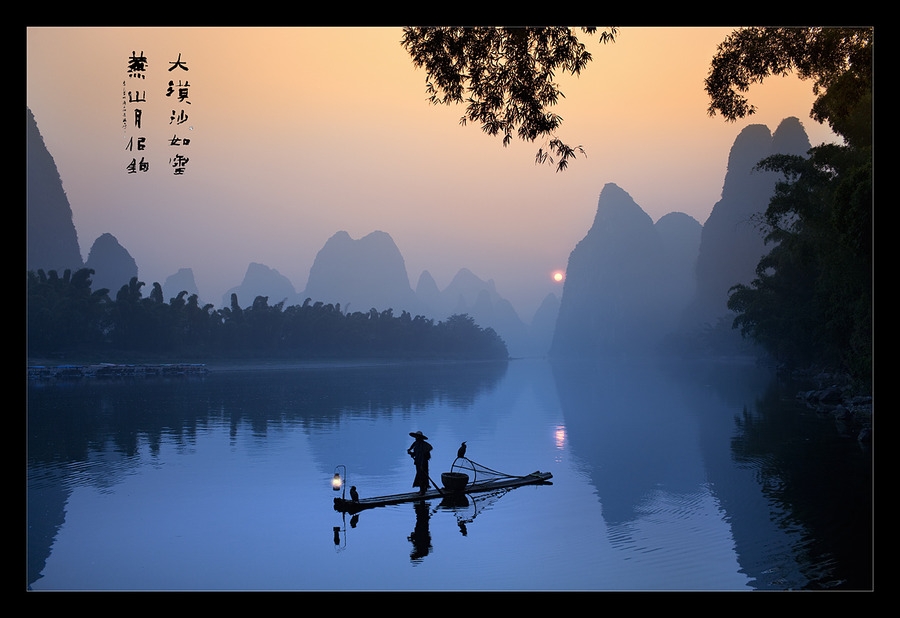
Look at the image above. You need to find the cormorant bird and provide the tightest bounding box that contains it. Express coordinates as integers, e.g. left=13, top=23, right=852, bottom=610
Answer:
left=350, top=486, right=359, bottom=502
left=457, top=441, right=467, bottom=459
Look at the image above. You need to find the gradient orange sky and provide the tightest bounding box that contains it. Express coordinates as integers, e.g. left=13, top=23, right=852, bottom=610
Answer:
left=26, top=27, right=839, bottom=319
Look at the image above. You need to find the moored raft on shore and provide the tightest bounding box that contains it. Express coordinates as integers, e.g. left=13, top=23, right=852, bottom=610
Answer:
left=27, top=363, right=208, bottom=380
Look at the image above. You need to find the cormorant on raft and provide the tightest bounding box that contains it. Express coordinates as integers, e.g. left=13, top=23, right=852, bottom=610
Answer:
left=457, top=441, right=467, bottom=459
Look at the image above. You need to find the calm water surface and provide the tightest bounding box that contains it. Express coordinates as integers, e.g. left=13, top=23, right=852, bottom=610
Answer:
left=26, top=357, right=872, bottom=591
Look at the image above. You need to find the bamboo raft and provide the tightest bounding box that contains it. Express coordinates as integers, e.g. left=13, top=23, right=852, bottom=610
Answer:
left=333, top=467, right=552, bottom=514
left=27, top=363, right=208, bottom=380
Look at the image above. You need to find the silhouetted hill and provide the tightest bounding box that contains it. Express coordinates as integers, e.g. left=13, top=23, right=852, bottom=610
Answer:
left=224, top=262, right=297, bottom=309
left=301, top=231, right=424, bottom=315
left=655, top=211, right=703, bottom=318
left=549, top=118, right=813, bottom=359
left=550, top=183, right=699, bottom=358
left=216, top=232, right=537, bottom=356
left=163, top=268, right=200, bottom=302
left=26, top=107, right=83, bottom=273
left=418, top=267, right=531, bottom=357
left=414, top=270, right=442, bottom=313
left=530, top=292, right=560, bottom=357
left=685, top=117, right=812, bottom=330
left=84, top=233, right=138, bottom=295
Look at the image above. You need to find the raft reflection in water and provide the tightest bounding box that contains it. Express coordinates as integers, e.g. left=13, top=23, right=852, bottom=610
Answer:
left=333, top=478, right=538, bottom=562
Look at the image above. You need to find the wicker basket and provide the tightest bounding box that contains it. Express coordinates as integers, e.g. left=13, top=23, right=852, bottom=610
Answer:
left=441, top=472, right=469, bottom=491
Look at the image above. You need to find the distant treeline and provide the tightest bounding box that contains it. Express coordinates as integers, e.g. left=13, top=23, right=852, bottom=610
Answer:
left=27, top=268, right=509, bottom=361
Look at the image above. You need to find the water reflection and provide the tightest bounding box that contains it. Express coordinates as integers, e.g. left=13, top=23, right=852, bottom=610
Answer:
left=27, top=357, right=871, bottom=590
left=331, top=487, right=518, bottom=564
left=27, top=361, right=508, bottom=588
left=728, top=378, right=873, bottom=589
left=409, top=501, right=433, bottom=562
left=551, top=356, right=872, bottom=590
left=551, top=357, right=712, bottom=525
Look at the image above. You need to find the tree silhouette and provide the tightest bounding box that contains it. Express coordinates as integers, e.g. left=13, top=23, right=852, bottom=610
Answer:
left=705, top=27, right=872, bottom=148
left=401, top=26, right=617, bottom=171
left=27, top=268, right=108, bottom=353
left=27, top=269, right=509, bottom=362
left=709, top=27, right=873, bottom=383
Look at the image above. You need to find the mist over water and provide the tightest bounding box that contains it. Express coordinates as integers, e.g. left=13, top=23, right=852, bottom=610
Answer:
left=27, top=359, right=870, bottom=591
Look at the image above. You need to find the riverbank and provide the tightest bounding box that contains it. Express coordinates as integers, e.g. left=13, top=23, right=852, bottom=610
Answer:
left=27, top=362, right=209, bottom=380
left=788, top=367, right=873, bottom=445
left=26, top=355, right=507, bottom=377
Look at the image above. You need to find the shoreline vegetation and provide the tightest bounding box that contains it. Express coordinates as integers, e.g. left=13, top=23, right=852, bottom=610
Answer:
left=27, top=270, right=511, bottom=364
left=26, top=355, right=512, bottom=377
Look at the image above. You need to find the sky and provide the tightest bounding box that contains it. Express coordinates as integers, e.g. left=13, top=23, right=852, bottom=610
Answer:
left=26, top=26, right=840, bottom=320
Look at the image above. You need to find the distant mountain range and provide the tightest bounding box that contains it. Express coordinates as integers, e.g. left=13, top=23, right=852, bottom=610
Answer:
left=551, top=117, right=812, bottom=358
left=222, top=231, right=541, bottom=357
left=27, top=104, right=813, bottom=359
left=550, top=182, right=702, bottom=357
left=25, top=106, right=544, bottom=355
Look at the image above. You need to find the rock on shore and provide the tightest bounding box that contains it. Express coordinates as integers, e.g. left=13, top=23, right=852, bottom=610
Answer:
left=795, top=373, right=872, bottom=444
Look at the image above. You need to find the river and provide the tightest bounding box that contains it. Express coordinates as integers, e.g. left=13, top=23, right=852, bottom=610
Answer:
left=26, top=357, right=872, bottom=591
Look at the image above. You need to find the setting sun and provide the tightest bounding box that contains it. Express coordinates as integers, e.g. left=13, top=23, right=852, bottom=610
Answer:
left=553, top=271, right=565, bottom=282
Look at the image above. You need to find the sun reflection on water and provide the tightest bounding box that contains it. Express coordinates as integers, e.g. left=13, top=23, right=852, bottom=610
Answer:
left=554, top=425, right=567, bottom=450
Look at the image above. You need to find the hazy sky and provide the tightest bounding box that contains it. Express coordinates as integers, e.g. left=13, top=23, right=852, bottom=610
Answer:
left=26, top=27, right=839, bottom=319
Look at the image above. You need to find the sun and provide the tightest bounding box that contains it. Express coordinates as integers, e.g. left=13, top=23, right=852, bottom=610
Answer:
left=552, top=271, right=565, bottom=282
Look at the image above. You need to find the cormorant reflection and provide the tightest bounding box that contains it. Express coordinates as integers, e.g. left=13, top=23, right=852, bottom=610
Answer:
left=331, top=488, right=513, bottom=558
left=332, top=513, right=359, bottom=551
left=408, top=494, right=477, bottom=560
left=441, top=494, right=472, bottom=535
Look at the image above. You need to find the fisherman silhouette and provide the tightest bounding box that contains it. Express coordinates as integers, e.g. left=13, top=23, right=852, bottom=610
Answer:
left=407, top=431, right=433, bottom=494
left=457, top=441, right=467, bottom=460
